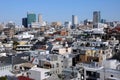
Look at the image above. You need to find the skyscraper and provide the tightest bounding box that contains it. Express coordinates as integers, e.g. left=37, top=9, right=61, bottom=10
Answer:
left=93, top=11, right=101, bottom=24
left=38, top=14, right=43, bottom=25
left=72, top=15, right=78, bottom=29
left=22, top=18, right=27, bottom=28
left=27, top=12, right=36, bottom=27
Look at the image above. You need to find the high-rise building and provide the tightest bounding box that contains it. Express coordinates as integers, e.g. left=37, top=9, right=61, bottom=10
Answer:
left=27, top=12, right=36, bottom=27
left=64, top=21, right=71, bottom=29
left=101, top=19, right=106, bottom=23
left=93, top=11, right=101, bottom=24
left=72, top=15, right=78, bottom=29
left=22, top=18, right=27, bottom=28
left=38, top=14, right=43, bottom=25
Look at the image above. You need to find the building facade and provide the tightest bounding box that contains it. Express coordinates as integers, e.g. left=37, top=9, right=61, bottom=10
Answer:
left=93, top=11, right=101, bottom=24
left=27, top=12, right=36, bottom=27
left=72, top=15, right=78, bottom=29
left=22, top=18, right=27, bottom=28
left=38, top=14, right=43, bottom=25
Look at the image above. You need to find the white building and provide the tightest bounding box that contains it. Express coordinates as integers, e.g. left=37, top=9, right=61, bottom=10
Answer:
left=45, top=28, right=56, bottom=34
left=29, top=50, right=73, bottom=74
left=76, top=61, right=120, bottom=80
left=102, top=60, right=120, bottom=70
left=0, top=64, right=13, bottom=77
left=64, top=21, right=71, bottom=29
left=92, top=23, right=107, bottom=34
left=15, top=32, right=34, bottom=40
left=31, top=22, right=41, bottom=28
left=28, top=67, right=51, bottom=80
left=16, top=44, right=33, bottom=53
left=99, top=68, right=120, bottom=80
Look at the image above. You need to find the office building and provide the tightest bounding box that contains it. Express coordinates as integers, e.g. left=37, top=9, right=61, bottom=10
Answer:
left=64, top=21, right=71, bottom=29
left=93, top=11, right=101, bottom=24
left=22, top=18, right=27, bottom=28
left=38, top=14, right=43, bottom=25
left=72, top=15, right=78, bottom=29
left=27, top=12, right=36, bottom=27
left=101, top=19, right=106, bottom=23
left=83, top=19, right=92, bottom=25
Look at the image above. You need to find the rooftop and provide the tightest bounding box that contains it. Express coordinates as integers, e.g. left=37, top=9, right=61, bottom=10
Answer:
left=30, top=67, right=50, bottom=72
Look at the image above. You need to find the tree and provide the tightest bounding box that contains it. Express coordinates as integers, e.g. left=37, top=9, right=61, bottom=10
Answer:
left=2, top=38, right=8, bottom=43
left=13, top=41, right=19, bottom=50
left=86, top=43, right=90, bottom=47
left=0, top=76, right=7, bottom=80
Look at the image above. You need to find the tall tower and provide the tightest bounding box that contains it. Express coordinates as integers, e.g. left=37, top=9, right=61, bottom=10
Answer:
left=93, top=11, right=101, bottom=24
left=72, top=15, right=78, bottom=29
left=27, top=12, right=36, bottom=27
left=22, top=18, right=27, bottom=28
left=38, top=14, right=43, bottom=25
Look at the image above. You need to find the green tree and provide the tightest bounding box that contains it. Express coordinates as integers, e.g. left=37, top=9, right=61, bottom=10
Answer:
left=86, top=43, right=90, bottom=47
left=13, top=41, right=19, bottom=50
left=0, top=76, right=7, bottom=80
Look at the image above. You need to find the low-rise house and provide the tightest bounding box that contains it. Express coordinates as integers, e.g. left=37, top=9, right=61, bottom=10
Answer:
left=29, top=50, right=73, bottom=74
left=3, top=28, right=15, bottom=38
left=28, top=67, right=51, bottom=80
left=76, top=60, right=120, bottom=80
left=16, top=44, right=33, bottom=53
left=72, top=40, right=112, bottom=64
left=52, top=42, right=72, bottom=55
left=0, top=32, right=7, bottom=40
left=72, top=47, right=103, bottom=64
left=14, top=32, right=34, bottom=40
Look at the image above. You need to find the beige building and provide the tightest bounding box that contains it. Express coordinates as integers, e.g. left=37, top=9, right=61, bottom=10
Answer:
left=80, top=49, right=103, bottom=63
left=52, top=47, right=72, bottom=55
left=4, top=28, right=15, bottom=38
left=51, top=22, right=62, bottom=27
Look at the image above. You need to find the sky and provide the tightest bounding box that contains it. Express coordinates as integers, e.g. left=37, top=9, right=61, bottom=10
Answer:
left=0, top=0, right=120, bottom=25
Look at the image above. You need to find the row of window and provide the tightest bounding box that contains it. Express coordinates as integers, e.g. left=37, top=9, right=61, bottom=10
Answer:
left=0, top=66, right=12, bottom=71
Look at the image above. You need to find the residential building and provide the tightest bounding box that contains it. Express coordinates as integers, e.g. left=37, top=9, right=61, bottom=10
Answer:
left=51, top=22, right=62, bottom=28
left=0, top=57, right=13, bottom=77
left=28, top=67, right=51, bottom=80
left=3, top=28, right=15, bottom=38
left=14, top=32, right=34, bottom=40
left=16, top=44, right=33, bottom=53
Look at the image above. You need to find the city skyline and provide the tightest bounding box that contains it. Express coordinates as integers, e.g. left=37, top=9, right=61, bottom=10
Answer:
left=0, top=0, right=120, bottom=25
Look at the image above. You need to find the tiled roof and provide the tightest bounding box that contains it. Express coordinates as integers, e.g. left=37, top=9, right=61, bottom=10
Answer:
left=17, top=76, right=34, bottom=80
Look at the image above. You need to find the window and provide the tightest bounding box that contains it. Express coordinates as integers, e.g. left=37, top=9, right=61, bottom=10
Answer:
left=111, top=75, right=113, bottom=77
left=57, top=70, right=59, bottom=73
left=86, top=71, right=100, bottom=78
left=66, top=49, right=68, bottom=52
left=56, top=63, right=59, bottom=67
left=73, top=49, right=77, bottom=53
left=52, top=64, right=54, bottom=68
left=45, top=72, right=51, bottom=77
left=35, top=59, right=37, bottom=62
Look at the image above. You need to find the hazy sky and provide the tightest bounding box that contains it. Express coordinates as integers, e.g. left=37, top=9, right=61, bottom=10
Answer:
left=0, top=0, right=120, bottom=25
